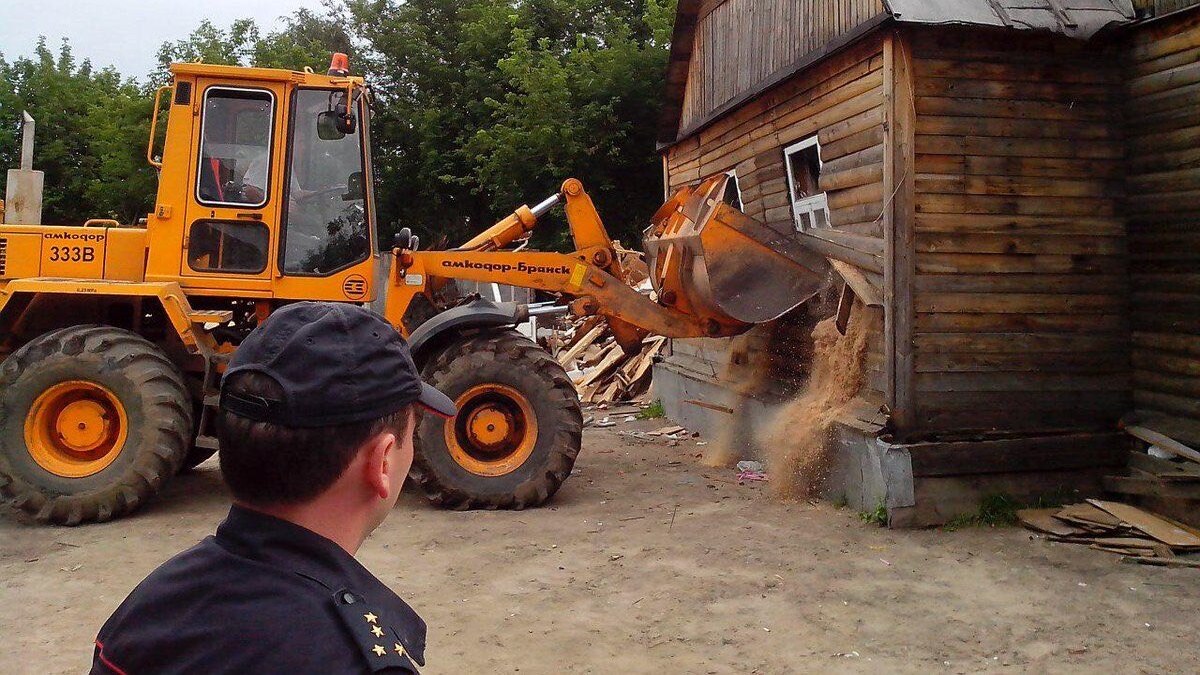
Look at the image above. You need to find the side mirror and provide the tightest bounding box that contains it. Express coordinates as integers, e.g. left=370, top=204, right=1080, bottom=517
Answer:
left=343, top=171, right=365, bottom=200
left=334, top=101, right=356, bottom=134
left=317, top=111, right=345, bottom=140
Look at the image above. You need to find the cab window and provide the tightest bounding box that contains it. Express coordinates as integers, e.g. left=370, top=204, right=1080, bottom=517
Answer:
left=196, top=88, right=275, bottom=207
left=187, top=221, right=269, bottom=273
left=281, top=89, right=370, bottom=275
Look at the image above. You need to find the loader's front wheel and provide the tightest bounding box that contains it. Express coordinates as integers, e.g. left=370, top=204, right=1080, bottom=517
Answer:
left=413, top=330, right=582, bottom=509
left=0, top=326, right=192, bottom=525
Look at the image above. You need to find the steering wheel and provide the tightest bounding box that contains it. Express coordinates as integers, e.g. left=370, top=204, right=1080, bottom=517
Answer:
left=294, top=184, right=349, bottom=205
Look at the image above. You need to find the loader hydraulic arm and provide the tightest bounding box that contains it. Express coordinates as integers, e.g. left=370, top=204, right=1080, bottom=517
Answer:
left=392, top=179, right=747, bottom=351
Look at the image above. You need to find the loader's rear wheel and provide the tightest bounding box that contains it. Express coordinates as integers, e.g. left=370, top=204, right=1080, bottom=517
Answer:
left=0, top=326, right=192, bottom=525
left=413, top=330, right=582, bottom=509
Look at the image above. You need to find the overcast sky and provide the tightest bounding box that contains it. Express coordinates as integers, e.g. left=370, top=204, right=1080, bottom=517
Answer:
left=1, top=0, right=329, bottom=80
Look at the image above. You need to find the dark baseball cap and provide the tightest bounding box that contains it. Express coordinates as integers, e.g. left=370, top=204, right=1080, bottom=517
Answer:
left=219, top=302, right=456, bottom=427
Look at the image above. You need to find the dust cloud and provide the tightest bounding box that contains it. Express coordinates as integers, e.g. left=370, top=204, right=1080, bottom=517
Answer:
left=701, top=330, right=771, bottom=468
left=759, top=304, right=870, bottom=498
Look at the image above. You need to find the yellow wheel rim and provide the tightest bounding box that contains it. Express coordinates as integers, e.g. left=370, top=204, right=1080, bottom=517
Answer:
left=445, top=383, right=538, bottom=477
left=25, top=380, right=128, bottom=478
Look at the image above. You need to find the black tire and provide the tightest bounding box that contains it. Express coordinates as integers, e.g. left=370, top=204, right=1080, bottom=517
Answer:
left=412, top=330, right=582, bottom=509
left=0, top=326, right=192, bottom=525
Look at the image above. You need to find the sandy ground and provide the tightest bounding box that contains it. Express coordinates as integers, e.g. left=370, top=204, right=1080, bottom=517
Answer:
left=2, top=416, right=1199, bottom=674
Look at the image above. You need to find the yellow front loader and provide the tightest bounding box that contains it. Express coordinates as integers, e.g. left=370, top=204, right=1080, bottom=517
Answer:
left=0, top=56, right=826, bottom=524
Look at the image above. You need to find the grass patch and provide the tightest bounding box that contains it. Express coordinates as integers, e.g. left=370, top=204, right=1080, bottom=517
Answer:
left=858, top=500, right=888, bottom=527
left=943, top=493, right=1021, bottom=531
left=636, top=400, right=665, bottom=420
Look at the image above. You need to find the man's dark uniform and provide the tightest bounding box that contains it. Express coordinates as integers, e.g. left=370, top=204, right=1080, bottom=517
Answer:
left=91, top=505, right=425, bottom=673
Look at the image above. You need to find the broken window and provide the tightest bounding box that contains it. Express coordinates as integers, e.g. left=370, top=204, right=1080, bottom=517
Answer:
left=783, top=137, right=829, bottom=231
left=720, top=170, right=743, bottom=211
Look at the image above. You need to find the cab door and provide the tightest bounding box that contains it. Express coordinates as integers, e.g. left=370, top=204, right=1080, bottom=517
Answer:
left=271, top=88, right=377, bottom=303
left=179, top=81, right=285, bottom=295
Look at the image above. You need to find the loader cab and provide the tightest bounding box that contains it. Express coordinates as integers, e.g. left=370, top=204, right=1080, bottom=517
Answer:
left=144, top=57, right=378, bottom=303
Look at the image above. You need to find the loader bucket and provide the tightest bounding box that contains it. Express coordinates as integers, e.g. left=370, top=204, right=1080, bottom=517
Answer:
left=643, top=175, right=830, bottom=331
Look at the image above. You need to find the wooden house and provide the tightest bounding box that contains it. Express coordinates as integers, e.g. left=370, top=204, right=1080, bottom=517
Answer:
left=653, top=0, right=1200, bottom=524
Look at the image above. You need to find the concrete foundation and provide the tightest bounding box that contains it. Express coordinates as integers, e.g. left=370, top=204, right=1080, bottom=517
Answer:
left=653, top=359, right=1125, bottom=527
left=651, top=360, right=779, bottom=463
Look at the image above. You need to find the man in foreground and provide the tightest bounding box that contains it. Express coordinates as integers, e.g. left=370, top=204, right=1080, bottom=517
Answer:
left=91, top=302, right=456, bottom=674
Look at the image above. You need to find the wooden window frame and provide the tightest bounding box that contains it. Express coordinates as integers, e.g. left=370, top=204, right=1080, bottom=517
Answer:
left=783, top=136, right=829, bottom=232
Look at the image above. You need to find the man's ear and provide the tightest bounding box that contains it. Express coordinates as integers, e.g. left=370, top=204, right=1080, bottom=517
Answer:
left=363, top=432, right=397, bottom=500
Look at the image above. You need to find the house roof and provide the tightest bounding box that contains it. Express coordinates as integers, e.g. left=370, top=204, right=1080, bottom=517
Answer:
left=660, top=0, right=1136, bottom=145
left=886, top=0, right=1135, bottom=40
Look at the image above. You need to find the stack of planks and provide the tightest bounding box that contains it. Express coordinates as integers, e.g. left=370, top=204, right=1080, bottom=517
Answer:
left=1018, top=499, right=1200, bottom=561
left=550, top=315, right=667, bottom=404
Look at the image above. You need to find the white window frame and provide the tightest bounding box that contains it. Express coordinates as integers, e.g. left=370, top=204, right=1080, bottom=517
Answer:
left=783, top=136, right=829, bottom=232
left=195, top=86, right=276, bottom=209
left=722, top=169, right=744, bottom=211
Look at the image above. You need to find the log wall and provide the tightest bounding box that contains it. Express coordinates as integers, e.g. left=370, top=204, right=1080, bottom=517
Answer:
left=1122, top=8, right=1200, bottom=446
left=665, top=34, right=889, bottom=405
left=906, top=27, right=1130, bottom=437
left=679, top=0, right=886, bottom=134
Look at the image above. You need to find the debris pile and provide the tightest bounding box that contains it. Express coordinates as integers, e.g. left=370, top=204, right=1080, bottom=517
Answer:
left=547, top=315, right=666, bottom=405
left=1018, top=499, right=1200, bottom=565
left=1104, top=426, right=1200, bottom=502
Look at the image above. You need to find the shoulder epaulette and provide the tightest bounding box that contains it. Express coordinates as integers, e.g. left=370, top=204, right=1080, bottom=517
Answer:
left=332, top=589, right=419, bottom=672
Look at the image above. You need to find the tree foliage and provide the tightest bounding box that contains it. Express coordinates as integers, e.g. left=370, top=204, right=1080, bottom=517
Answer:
left=1, top=1, right=675, bottom=248
left=0, top=40, right=155, bottom=224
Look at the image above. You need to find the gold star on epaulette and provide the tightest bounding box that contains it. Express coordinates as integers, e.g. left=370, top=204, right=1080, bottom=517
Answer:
left=394, top=642, right=406, bottom=656
left=364, top=612, right=378, bottom=624
left=371, top=625, right=385, bottom=638
left=372, top=644, right=387, bottom=657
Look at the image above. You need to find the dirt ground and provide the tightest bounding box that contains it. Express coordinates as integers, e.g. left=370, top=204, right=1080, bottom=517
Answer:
left=2, top=416, right=1199, bottom=674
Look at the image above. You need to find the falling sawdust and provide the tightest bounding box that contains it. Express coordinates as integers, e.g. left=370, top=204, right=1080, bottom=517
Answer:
left=759, top=304, right=870, bottom=499
left=701, top=330, right=772, bottom=468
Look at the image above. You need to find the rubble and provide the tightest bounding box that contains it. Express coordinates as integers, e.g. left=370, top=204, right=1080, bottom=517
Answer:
left=541, top=314, right=667, bottom=405
left=1018, top=499, right=1200, bottom=561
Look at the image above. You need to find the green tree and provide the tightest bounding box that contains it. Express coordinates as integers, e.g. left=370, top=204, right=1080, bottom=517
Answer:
left=346, top=0, right=675, bottom=249
left=153, top=19, right=260, bottom=77
left=253, top=9, right=357, bottom=72
left=153, top=11, right=354, bottom=79
left=0, top=40, right=156, bottom=224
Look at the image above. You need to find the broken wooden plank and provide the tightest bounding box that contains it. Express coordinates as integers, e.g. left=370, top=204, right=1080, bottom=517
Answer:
left=684, top=399, right=735, bottom=414
left=558, top=324, right=606, bottom=367
left=1120, top=556, right=1200, bottom=569
left=1128, top=452, right=1200, bottom=481
left=1125, top=425, right=1200, bottom=465
left=577, top=346, right=625, bottom=388
left=1087, top=499, right=1200, bottom=549
left=1088, top=537, right=1161, bottom=549
left=1055, top=503, right=1123, bottom=528
left=648, top=425, right=686, bottom=437
left=1091, top=545, right=1156, bottom=557
left=1018, top=508, right=1088, bottom=537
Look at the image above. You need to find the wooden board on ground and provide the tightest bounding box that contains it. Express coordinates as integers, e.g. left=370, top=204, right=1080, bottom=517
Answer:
left=1087, top=499, right=1200, bottom=549
left=1055, top=503, right=1123, bottom=529
left=1017, top=508, right=1087, bottom=536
